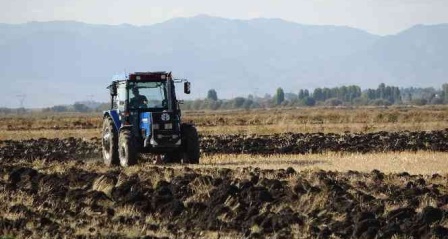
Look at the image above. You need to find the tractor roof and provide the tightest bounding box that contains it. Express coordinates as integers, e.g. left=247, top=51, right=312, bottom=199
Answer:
left=128, top=71, right=172, bottom=81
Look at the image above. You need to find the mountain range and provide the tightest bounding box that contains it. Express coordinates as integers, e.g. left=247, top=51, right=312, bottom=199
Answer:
left=0, top=15, right=447, bottom=108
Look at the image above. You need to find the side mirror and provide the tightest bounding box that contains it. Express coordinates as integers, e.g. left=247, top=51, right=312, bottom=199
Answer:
left=109, top=84, right=117, bottom=96
left=184, top=82, right=191, bottom=94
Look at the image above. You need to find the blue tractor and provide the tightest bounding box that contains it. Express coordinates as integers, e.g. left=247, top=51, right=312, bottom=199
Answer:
left=102, top=72, right=200, bottom=166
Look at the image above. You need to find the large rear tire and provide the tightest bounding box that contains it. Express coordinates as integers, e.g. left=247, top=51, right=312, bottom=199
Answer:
left=181, top=124, right=200, bottom=164
left=118, top=130, right=137, bottom=167
left=102, top=117, right=119, bottom=166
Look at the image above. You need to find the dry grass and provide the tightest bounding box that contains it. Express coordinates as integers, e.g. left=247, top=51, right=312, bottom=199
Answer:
left=45, top=151, right=448, bottom=176
left=190, top=106, right=448, bottom=134
left=0, top=106, right=447, bottom=140
left=198, top=121, right=447, bottom=135
left=196, top=152, right=448, bottom=175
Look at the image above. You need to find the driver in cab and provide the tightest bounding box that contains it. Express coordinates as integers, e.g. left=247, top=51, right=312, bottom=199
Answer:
left=130, top=88, right=148, bottom=108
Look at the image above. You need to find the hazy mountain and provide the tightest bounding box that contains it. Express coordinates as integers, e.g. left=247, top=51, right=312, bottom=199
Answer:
left=0, top=15, right=446, bottom=108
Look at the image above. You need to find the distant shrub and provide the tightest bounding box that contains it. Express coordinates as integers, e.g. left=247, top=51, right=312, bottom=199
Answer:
left=411, top=98, right=428, bottom=106
left=51, top=105, right=69, bottom=112
left=430, top=97, right=444, bottom=105
left=370, top=99, right=392, bottom=106
left=233, top=97, right=246, bottom=108
left=73, top=103, right=90, bottom=112
left=302, top=97, right=316, bottom=106
left=324, top=98, right=343, bottom=106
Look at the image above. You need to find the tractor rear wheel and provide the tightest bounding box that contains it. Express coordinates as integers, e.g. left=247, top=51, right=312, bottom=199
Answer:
left=118, top=130, right=137, bottom=167
left=102, top=117, right=119, bottom=166
left=181, top=124, right=200, bottom=164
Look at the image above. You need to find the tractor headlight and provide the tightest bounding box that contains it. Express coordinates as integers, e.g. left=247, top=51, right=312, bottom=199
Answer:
left=164, top=123, right=173, bottom=130
left=153, top=124, right=160, bottom=130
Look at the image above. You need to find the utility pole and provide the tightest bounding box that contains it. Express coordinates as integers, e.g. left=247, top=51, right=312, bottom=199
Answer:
left=16, top=94, right=26, bottom=114
left=16, top=94, right=26, bottom=108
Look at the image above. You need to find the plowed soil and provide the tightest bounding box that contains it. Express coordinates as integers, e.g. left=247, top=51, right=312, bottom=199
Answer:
left=0, top=130, right=447, bottom=238
left=201, top=129, right=448, bottom=154
left=1, top=160, right=448, bottom=238
left=0, top=129, right=447, bottom=161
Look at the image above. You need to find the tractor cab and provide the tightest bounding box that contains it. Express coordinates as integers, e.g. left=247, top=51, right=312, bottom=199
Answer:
left=102, top=72, right=199, bottom=167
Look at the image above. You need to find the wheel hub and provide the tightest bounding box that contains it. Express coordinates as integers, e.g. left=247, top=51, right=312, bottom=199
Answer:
left=103, top=130, right=111, bottom=154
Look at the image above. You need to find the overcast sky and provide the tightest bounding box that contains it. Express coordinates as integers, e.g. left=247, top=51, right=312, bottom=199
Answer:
left=1, top=0, right=447, bottom=35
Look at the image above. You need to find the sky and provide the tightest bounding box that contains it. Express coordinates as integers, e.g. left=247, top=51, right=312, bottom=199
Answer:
left=0, top=0, right=447, bottom=35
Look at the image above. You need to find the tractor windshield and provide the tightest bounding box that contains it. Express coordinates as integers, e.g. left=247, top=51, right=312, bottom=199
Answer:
left=128, top=81, right=168, bottom=109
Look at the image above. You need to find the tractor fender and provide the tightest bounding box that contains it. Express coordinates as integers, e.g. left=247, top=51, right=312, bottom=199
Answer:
left=103, top=110, right=121, bottom=131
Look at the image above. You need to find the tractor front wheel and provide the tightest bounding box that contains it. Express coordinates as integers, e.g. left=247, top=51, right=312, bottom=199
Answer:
left=181, top=124, right=200, bottom=164
left=102, top=117, right=119, bottom=166
left=118, top=130, right=137, bottom=167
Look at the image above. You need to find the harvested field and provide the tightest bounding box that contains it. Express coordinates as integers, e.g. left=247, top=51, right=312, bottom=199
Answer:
left=0, top=138, right=100, bottom=162
left=1, top=159, right=448, bottom=238
left=0, top=129, right=447, bottom=161
left=200, top=129, right=448, bottom=154
left=1, top=107, right=447, bottom=238
left=202, top=152, right=448, bottom=175
left=1, top=106, right=447, bottom=140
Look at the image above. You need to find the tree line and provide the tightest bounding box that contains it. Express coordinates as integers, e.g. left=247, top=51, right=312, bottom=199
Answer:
left=181, top=83, right=448, bottom=110
left=1, top=83, right=447, bottom=114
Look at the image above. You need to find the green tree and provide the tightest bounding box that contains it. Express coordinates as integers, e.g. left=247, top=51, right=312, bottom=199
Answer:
left=207, top=89, right=218, bottom=101
left=0, top=108, right=12, bottom=114
left=51, top=105, right=68, bottom=112
left=378, top=83, right=386, bottom=99
left=442, top=83, right=448, bottom=103
left=313, top=88, right=323, bottom=101
left=302, top=96, right=316, bottom=106
left=73, top=103, right=89, bottom=112
left=322, top=88, right=331, bottom=100
left=298, top=89, right=305, bottom=100
left=274, top=87, right=285, bottom=105
left=304, top=89, right=310, bottom=97
left=242, top=99, right=254, bottom=110
left=233, top=97, right=246, bottom=108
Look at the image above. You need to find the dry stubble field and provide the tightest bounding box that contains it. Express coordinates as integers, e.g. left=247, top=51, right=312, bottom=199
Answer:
left=1, top=106, right=448, bottom=238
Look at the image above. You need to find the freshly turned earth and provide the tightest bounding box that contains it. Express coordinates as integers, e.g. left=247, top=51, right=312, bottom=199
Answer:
left=0, top=160, right=447, bottom=238
left=0, top=137, right=100, bottom=161
left=0, top=130, right=447, bottom=238
left=200, top=129, right=448, bottom=154
left=0, top=129, right=447, bottom=161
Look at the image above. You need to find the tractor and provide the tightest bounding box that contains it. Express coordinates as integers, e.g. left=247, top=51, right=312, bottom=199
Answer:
left=102, top=71, right=200, bottom=166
